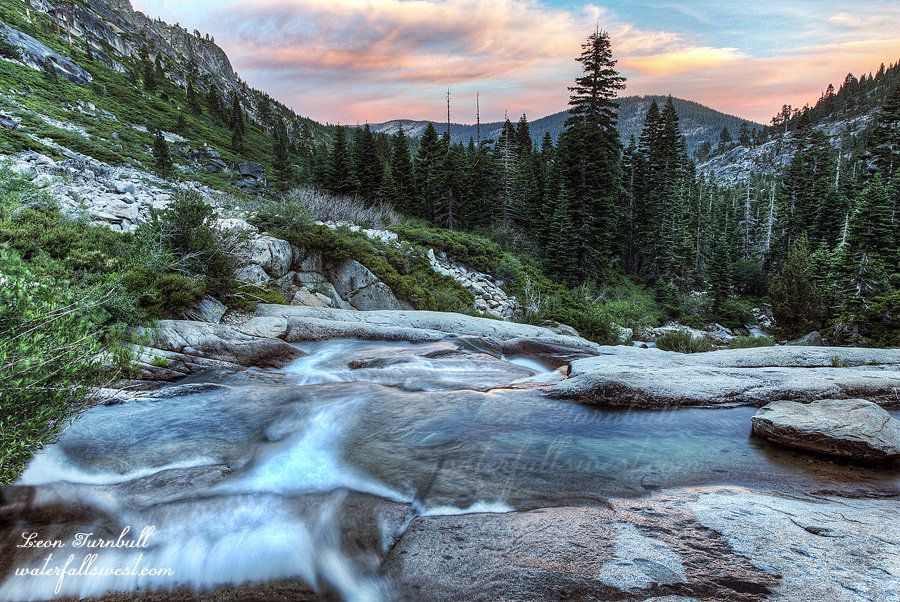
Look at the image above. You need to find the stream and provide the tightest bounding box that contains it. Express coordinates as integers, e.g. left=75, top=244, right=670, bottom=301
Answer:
left=2, top=338, right=899, bottom=601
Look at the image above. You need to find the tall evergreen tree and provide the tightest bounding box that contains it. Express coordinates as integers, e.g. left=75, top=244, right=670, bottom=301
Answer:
left=770, top=233, right=822, bottom=337
left=836, top=176, right=894, bottom=341
left=353, top=124, right=383, bottom=205
left=414, top=123, right=443, bottom=222
left=186, top=79, right=202, bottom=115
left=325, top=126, right=358, bottom=196
left=152, top=128, right=174, bottom=178
left=555, top=27, right=626, bottom=281
left=272, top=123, right=294, bottom=192
left=869, top=83, right=900, bottom=181
left=386, top=126, right=415, bottom=213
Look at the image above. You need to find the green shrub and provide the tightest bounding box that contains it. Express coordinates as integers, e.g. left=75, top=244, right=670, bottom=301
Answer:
left=150, top=356, right=171, bottom=368
left=715, top=297, right=757, bottom=329
left=122, top=270, right=207, bottom=318
left=0, top=249, right=114, bottom=485
left=137, top=189, right=244, bottom=297
left=727, top=335, right=775, bottom=349
left=656, top=330, right=716, bottom=353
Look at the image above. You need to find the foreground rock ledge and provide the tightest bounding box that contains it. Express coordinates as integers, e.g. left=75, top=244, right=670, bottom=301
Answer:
left=751, top=398, right=900, bottom=461
left=552, top=345, right=900, bottom=408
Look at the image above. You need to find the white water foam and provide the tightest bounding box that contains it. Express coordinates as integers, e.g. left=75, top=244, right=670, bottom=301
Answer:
left=0, top=494, right=385, bottom=602
left=216, top=399, right=410, bottom=503
left=18, top=451, right=219, bottom=487
left=418, top=500, right=515, bottom=517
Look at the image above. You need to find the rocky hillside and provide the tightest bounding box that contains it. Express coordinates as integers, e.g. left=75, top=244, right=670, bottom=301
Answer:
left=0, top=0, right=326, bottom=190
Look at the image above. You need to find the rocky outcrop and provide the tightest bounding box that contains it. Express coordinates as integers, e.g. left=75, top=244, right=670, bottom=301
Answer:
left=426, top=249, right=516, bottom=319
left=7, top=152, right=183, bottom=233
left=138, top=320, right=304, bottom=377
left=751, top=398, right=900, bottom=461
left=553, top=345, right=900, bottom=408
left=255, top=305, right=601, bottom=361
left=0, top=21, right=93, bottom=85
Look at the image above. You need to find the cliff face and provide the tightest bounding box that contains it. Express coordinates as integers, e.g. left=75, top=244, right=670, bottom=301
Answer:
left=31, top=0, right=238, bottom=93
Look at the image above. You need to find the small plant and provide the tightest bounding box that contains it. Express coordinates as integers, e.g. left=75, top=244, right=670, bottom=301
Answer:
left=831, top=356, right=847, bottom=368
left=150, top=356, right=171, bottom=368
left=656, top=330, right=716, bottom=353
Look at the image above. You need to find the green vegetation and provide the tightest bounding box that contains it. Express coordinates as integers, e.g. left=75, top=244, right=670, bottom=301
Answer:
left=656, top=330, right=716, bottom=354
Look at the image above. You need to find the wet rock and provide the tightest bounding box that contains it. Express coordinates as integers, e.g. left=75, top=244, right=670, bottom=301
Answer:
left=256, top=305, right=602, bottom=353
left=383, top=494, right=779, bottom=602
left=689, top=488, right=900, bottom=602
left=751, top=398, right=900, bottom=461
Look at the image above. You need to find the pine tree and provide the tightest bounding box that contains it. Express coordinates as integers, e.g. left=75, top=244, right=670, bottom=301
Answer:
left=272, top=124, right=294, bottom=192
left=387, top=126, right=415, bottom=213
left=186, top=79, right=202, bottom=115
left=142, top=57, right=157, bottom=92
left=325, top=126, right=358, bottom=196
left=232, top=127, right=244, bottom=156
left=869, top=83, right=900, bottom=181
left=152, top=128, right=174, bottom=178
left=835, top=176, right=895, bottom=342
left=353, top=124, right=383, bottom=205
left=556, top=27, right=626, bottom=281
left=229, top=93, right=244, bottom=133
left=206, top=86, right=222, bottom=124
left=770, top=233, right=821, bottom=337
left=414, top=123, right=443, bottom=222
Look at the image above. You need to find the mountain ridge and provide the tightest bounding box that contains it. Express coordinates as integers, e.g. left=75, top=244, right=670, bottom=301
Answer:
left=366, top=96, right=763, bottom=155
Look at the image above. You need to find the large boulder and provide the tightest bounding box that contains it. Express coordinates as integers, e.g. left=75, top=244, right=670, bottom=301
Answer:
left=325, top=258, right=406, bottom=311
left=248, top=235, right=293, bottom=278
left=785, top=331, right=824, bottom=346
left=144, top=320, right=304, bottom=369
left=751, top=398, right=900, bottom=461
left=238, top=161, right=267, bottom=181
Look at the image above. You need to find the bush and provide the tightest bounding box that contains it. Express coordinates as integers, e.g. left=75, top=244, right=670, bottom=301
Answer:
left=727, top=335, right=775, bottom=349
left=0, top=34, right=21, bottom=60
left=136, top=189, right=246, bottom=296
left=656, top=330, right=716, bottom=353
left=715, top=297, right=757, bottom=329
left=0, top=249, right=113, bottom=485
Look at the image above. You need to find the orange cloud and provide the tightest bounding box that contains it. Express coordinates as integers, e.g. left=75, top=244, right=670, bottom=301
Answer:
left=623, top=47, right=745, bottom=76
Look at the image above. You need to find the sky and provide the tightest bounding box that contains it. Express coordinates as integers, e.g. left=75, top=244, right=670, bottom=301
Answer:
left=132, top=0, right=900, bottom=126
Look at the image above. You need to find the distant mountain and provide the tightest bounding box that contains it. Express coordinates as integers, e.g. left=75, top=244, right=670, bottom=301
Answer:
left=368, top=96, right=762, bottom=156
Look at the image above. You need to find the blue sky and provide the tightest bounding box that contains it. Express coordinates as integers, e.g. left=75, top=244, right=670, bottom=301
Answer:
left=133, top=0, right=900, bottom=125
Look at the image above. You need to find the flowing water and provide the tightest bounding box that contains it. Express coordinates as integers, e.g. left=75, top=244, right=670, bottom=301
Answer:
left=2, top=339, right=899, bottom=601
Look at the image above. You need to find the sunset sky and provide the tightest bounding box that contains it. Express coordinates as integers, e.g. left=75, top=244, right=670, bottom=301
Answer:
left=133, top=0, right=900, bottom=126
